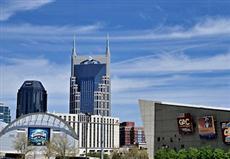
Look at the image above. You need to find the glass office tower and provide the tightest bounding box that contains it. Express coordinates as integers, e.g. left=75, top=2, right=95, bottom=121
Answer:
left=16, top=80, right=47, bottom=118
left=0, top=102, right=11, bottom=123
left=69, top=36, right=111, bottom=116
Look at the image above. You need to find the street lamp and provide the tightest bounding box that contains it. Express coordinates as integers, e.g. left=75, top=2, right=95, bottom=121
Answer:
left=101, top=114, right=104, bottom=159
left=84, top=113, right=91, bottom=159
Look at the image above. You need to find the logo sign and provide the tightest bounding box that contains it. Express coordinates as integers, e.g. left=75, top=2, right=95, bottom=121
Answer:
left=177, top=113, right=194, bottom=134
left=198, top=116, right=216, bottom=139
left=28, top=127, right=50, bottom=146
left=221, top=121, right=230, bottom=144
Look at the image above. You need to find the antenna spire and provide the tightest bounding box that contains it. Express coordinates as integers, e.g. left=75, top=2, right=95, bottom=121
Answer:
left=72, top=34, right=77, bottom=55
left=106, top=34, right=110, bottom=55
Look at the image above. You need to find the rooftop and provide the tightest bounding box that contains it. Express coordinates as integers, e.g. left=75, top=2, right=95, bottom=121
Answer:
left=139, top=99, right=230, bottom=111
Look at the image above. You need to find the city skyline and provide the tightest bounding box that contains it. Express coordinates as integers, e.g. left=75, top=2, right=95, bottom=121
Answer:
left=0, top=0, right=230, bottom=125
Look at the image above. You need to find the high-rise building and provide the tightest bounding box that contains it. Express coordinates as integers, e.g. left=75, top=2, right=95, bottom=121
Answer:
left=0, top=102, right=11, bottom=123
left=16, top=80, right=47, bottom=118
left=69, top=35, right=111, bottom=116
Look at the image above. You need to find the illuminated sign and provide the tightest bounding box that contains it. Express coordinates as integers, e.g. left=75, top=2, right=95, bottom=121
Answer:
left=198, top=116, right=216, bottom=139
left=221, top=121, right=230, bottom=144
left=28, top=127, right=50, bottom=146
left=177, top=113, right=194, bottom=134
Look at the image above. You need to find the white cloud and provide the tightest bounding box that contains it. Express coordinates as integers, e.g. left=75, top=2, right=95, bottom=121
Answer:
left=0, top=56, right=70, bottom=116
left=2, top=23, right=103, bottom=36
left=112, top=53, right=230, bottom=76
left=109, top=17, right=230, bottom=41
left=0, top=0, right=55, bottom=21
left=111, top=52, right=230, bottom=107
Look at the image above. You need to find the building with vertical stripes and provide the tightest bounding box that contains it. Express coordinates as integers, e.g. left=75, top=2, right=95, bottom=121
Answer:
left=53, top=113, right=120, bottom=155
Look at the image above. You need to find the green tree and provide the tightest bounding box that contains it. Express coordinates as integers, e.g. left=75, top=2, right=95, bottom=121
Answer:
left=213, top=148, right=227, bottom=159
left=187, top=147, right=200, bottom=159
left=155, top=148, right=177, bottom=159
left=199, top=146, right=213, bottom=159
left=177, top=149, right=188, bottom=159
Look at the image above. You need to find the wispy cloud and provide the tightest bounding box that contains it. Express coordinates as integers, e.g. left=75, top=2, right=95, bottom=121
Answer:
left=0, top=0, right=55, bottom=21
left=110, top=17, right=230, bottom=41
left=112, top=53, right=230, bottom=76
left=2, top=17, right=230, bottom=42
left=111, top=52, right=230, bottom=108
left=2, top=23, right=103, bottom=36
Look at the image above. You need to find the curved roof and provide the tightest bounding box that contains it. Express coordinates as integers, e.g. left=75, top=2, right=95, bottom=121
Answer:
left=0, top=112, right=78, bottom=140
left=80, top=57, right=100, bottom=64
left=20, top=80, right=46, bottom=90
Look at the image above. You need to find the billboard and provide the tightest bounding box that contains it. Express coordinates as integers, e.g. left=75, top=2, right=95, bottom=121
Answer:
left=28, top=127, right=50, bottom=146
left=177, top=113, right=194, bottom=134
left=221, top=121, right=230, bottom=144
left=198, top=116, right=216, bottom=139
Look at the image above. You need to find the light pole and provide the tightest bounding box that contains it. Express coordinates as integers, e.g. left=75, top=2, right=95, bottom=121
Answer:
left=101, top=114, right=104, bottom=159
left=85, top=113, right=91, bottom=159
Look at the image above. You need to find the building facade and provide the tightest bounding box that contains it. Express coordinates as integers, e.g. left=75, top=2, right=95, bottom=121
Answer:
left=69, top=36, right=111, bottom=116
left=16, top=80, right=47, bottom=118
left=134, top=127, right=146, bottom=145
left=53, top=113, right=120, bottom=154
left=0, top=102, right=11, bottom=123
left=120, top=122, right=146, bottom=147
left=139, top=99, right=230, bottom=159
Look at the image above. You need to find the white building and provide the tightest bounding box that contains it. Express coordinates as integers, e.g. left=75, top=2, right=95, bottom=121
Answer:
left=53, top=113, right=120, bottom=155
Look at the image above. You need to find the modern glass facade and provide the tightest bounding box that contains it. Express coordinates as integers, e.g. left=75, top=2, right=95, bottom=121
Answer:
left=16, top=80, right=47, bottom=118
left=74, top=63, right=106, bottom=114
left=0, top=103, right=11, bottom=123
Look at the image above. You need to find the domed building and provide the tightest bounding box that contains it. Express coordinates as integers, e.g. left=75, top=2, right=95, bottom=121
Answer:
left=0, top=113, right=79, bottom=158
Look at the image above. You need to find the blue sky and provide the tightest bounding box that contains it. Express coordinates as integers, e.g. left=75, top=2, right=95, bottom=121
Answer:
left=0, top=0, right=230, bottom=125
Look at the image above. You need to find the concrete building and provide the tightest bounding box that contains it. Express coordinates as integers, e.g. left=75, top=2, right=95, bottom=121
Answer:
left=53, top=113, right=120, bottom=155
left=69, top=35, right=111, bottom=116
left=0, top=102, right=11, bottom=123
left=139, top=100, right=230, bottom=159
left=16, top=80, right=47, bottom=118
left=120, top=122, right=146, bottom=147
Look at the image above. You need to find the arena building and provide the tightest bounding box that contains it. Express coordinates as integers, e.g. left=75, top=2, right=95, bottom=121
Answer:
left=139, top=99, right=230, bottom=159
left=0, top=113, right=78, bottom=158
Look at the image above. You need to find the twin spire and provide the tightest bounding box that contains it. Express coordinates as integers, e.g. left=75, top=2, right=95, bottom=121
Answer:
left=72, top=34, right=110, bottom=56
left=72, top=34, right=77, bottom=56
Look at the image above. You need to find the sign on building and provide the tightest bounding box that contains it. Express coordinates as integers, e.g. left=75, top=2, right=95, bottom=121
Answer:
left=198, top=116, right=216, bottom=139
left=28, top=127, right=50, bottom=146
left=177, top=113, right=194, bottom=134
left=221, top=121, right=230, bottom=144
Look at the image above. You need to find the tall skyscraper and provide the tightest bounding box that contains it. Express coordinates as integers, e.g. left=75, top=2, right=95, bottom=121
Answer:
left=0, top=102, right=11, bottom=123
left=16, top=80, right=47, bottom=118
left=69, top=35, right=111, bottom=116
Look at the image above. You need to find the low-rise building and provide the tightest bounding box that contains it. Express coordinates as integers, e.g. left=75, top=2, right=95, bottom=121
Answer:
left=120, top=122, right=146, bottom=148
left=53, top=113, right=120, bottom=155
